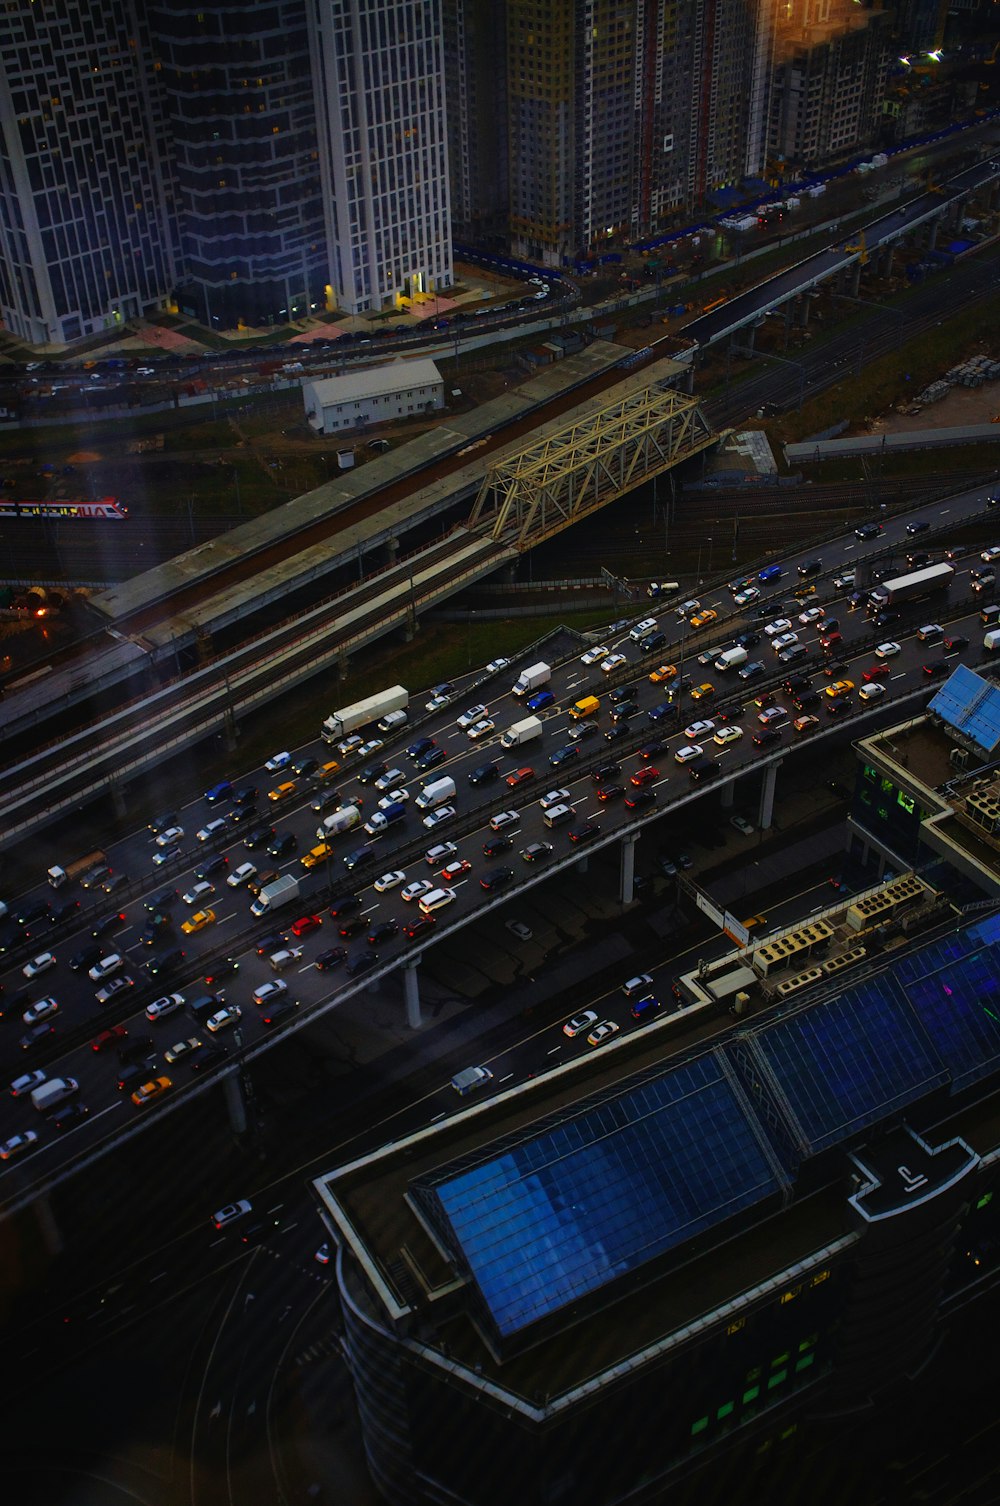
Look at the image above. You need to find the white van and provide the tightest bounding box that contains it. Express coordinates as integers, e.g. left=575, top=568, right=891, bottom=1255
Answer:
left=31, top=1076, right=79, bottom=1112
left=543, top=803, right=574, bottom=828
left=714, top=646, right=748, bottom=672
left=985, top=629, right=1000, bottom=651
left=415, top=776, right=456, bottom=811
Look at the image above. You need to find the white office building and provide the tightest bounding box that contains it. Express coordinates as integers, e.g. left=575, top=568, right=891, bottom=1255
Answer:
left=0, top=0, right=174, bottom=346
left=312, top=0, right=453, bottom=315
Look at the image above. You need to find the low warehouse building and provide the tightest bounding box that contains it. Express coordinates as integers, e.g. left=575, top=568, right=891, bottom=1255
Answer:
left=304, top=358, right=444, bottom=435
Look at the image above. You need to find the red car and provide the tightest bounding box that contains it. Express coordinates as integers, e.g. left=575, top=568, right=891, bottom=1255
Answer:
left=630, top=766, right=659, bottom=787
left=505, top=766, right=535, bottom=788
left=91, top=1024, right=127, bottom=1053
left=290, top=913, right=322, bottom=938
left=862, top=663, right=891, bottom=682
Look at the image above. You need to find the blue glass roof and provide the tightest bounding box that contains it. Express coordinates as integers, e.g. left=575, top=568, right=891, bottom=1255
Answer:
left=902, top=943, right=1000, bottom=1090
left=742, top=982, right=948, bottom=1154
left=417, top=1055, right=783, bottom=1338
left=929, top=665, right=1000, bottom=753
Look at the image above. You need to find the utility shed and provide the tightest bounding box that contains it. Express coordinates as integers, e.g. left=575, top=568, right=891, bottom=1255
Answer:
left=304, top=358, right=444, bottom=434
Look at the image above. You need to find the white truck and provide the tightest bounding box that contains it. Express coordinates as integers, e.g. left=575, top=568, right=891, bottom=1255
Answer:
left=415, top=776, right=457, bottom=811
left=316, top=804, right=362, bottom=842
left=250, top=873, right=301, bottom=919
left=364, top=800, right=407, bottom=836
left=47, top=850, right=106, bottom=888
left=511, top=662, right=551, bottom=697
left=501, top=715, right=544, bottom=750
left=322, top=686, right=408, bottom=744
left=31, top=1077, right=79, bottom=1112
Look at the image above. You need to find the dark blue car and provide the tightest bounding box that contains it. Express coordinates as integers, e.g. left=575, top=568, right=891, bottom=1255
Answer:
left=526, top=689, right=555, bottom=711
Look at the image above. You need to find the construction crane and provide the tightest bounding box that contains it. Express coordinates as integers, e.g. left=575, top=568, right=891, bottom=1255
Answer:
left=843, top=231, right=869, bottom=265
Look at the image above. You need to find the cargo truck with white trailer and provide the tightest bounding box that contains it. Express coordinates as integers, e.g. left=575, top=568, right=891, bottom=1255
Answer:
left=322, top=686, right=408, bottom=744
left=501, top=715, right=544, bottom=749
left=250, top=874, right=301, bottom=918
left=867, top=563, right=954, bottom=613
left=511, top=662, right=551, bottom=697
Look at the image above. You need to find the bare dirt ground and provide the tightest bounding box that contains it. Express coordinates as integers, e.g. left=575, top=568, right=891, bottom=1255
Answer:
left=876, top=378, right=1000, bottom=433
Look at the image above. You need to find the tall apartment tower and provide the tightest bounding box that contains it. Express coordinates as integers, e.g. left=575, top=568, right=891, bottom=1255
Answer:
left=441, top=0, right=509, bottom=244
left=312, top=0, right=453, bottom=315
left=148, top=1, right=328, bottom=330
left=0, top=0, right=174, bottom=346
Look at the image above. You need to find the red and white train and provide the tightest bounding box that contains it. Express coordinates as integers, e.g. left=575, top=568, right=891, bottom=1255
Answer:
left=0, top=496, right=127, bottom=520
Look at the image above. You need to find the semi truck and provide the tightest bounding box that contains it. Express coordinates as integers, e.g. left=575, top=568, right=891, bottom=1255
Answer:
left=322, top=685, right=408, bottom=744
left=512, top=662, right=551, bottom=697
left=316, top=804, right=362, bottom=842
left=501, top=715, right=544, bottom=749
left=47, top=850, right=106, bottom=888
left=867, top=563, right=954, bottom=612
left=250, top=874, right=301, bottom=918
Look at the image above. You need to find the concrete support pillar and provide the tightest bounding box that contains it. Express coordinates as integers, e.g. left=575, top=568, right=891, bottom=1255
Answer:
left=619, top=832, right=638, bottom=905
left=110, top=781, right=127, bottom=819
left=336, top=653, right=350, bottom=682
left=849, top=260, right=862, bottom=298
left=386, top=535, right=400, bottom=561
left=576, top=855, right=590, bottom=876
left=222, top=707, right=239, bottom=752
left=404, top=959, right=422, bottom=1030
left=796, top=294, right=810, bottom=329
left=720, top=779, right=735, bottom=810
left=33, top=1191, right=65, bottom=1257
left=759, top=760, right=779, bottom=831
left=222, top=1072, right=248, bottom=1136
left=926, top=218, right=938, bottom=251
left=782, top=306, right=793, bottom=350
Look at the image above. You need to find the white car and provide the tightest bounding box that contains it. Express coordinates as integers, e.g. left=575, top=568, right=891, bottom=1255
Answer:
left=580, top=644, right=609, bottom=665
left=630, top=617, right=657, bottom=640
left=683, top=719, right=715, bottom=740
left=146, top=992, right=185, bottom=1021
left=676, top=599, right=700, bottom=618
left=733, top=586, right=759, bottom=606
left=374, top=870, right=406, bottom=893
left=418, top=887, right=457, bottom=916
left=771, top=632, right=799, bottom=654
left=539, top=789, right=571, bottom=811
left=833, top=571, right=855, bottom=590
left=563, top=1010, right=600, bottom=1037
left=154, top=825, right=184, bottom=849
left=858, top=682, right=885, bottom=701
left=378, top=788, right=409, bottom=810
left=96, top=976, right=132, bottom=1006
left=401, top=879, right=433, bottom=902
left=489, top=810, right=519, bottom=832
left=337, top=735, right=364, bottom=757
left=22, top=996, right=58, bottom=1025
left=165, top=1037, right=202, bottom=1064
left=465, top=718, right=495, bottom=741
left=422, top=805, right=456, bottom=830
left=265, top=751, right=292, bottom=773
left=268, top=948, right=303, bottom=971
left=982, top=546, right=1000, bottom=563
left=506, top=920, right=532, bottom=941
left=0, top=1131, right=39, bottom=1162
left=252, top=979, right=287, bottom=1007
left=730, top=815, right=755, bottom=836
left=197, top=819, right=228, bottom=843
left=587, top=1020, right=620, bottom=1047
left=183, top=880, right=214, bottom=906
left=674, top=744, right=703, bottom=764
left=425, top=691, right=452, bottom=713
left=601, top=653, right=628, bottom=674
left=622, top=974, right=653, bottom=997
left=357, top=738, right=384, bottom=759
left=374, top=768, right=405, bottom=793
left=88, top=953, right=123, bottom=983
left=457, top=704, right=488, bottom=729
left=206, top=1004, right=242, bottom=1033
left=764, top=618, right=792, bottom=636
left=486, top=656, right=510, bottom=674
left=875, top=641, right=901, bottom=659
left=212, top=1198, right=253, bottom=1230
left=227, top=862, right=257, bottom=888
left=423, top=843, right=457, bottom=867
left=758, top=706, right=787, bottom=726
left=9, top=1070, right=47, bottom=1098
left=798, top=606, right=824, bottom=625
left=23, top=952, right=57, bottom=979
left=714, top=725, right=743, bottom=745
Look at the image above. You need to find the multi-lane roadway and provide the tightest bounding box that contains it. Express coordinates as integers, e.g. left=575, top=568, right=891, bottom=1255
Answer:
left=1, top=483, right=998, bottom=1200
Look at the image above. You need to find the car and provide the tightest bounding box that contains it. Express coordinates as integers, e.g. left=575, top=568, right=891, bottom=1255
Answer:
left=416, top=746, right=448, bottom=770
left=68, top=941, right=102, bottom=973
left=436, top=859, right=471, bottom=883
left=648, top=663, right=677, bottom=684
left=19, top=1022, right=55, bottom=1051
left=972, top=573, right=996, bottom=594
left=713, top=725, right=743, bottom=746
left=407, top=737, right=436, bottom=762
left=22, top=996, right=58, bottom=1025
left=357, top=761, right=388, bottom=786
left=88, top=953, right=124, bottom=983
left=505, top=766, right=535, bottom=788
left=625, top=788, right=656, bottom=810
left=489, top=810, right=520, bottom=833
left=905, top=519, right=930, bottom=536
left=825, top=679, right=854, bottom=698
left=149, top=811, right=179, bottom=836
left=0, top=1131, right=39, bottom=1161
left=799, top=606, right=824, bottom=625
left=944, top=635, right=970, bottom=654
left=683, top=718, right=715, bottom=740
left=630, top=765, right=660, bottom=789
left=22, top=951, right=57, bottom=979
left=863, top=663, right=891, bottom=682
left=764, top=618, right=792, bottom=638
left=587, top=1020, right=620, bottom=1047
left=403, top=916, right=436, bottom=942
left=457, top=704, right=489, bottom=730
left=858, top=683, right=885, bottom=702
left=753, top=728, right=781, bottom=747
left=521, top=842, right=553, bottom=863
left=151, top=845, right=182, bottom=868
left=580, top=643, right=609, bottom=666
left=833, top=572, right=855, bottom=591
left=367, top=919, right=400, bottom=946
left=568, top=822, right=599, bottom=844
left=419, top=886, right=457, bottom=915
left=9, top=1070, right=47, bottom=1098
left=468, top=762, right=500, bottom=789
left=337, top=735, right=365, bottom=758
left=315, top=946, right=348, bottom=970
left=206, top=1005, right=242, bottom=1033
left=373, top=767, right=405, bottom=794
left=268, top=946, right=304, bottom=971
left=188, top=1043, right=229, bottom=1073
left=486, top=656, right=510, bottom=674
left=262, top=1000, right=298, bottom=1029
left=771, top=632, right=799, bottom=654
left=290, top=913, right=322, bottom=938
left=482, top=833, right=514, bottom=857
left=265, top=751, right=292, bottom=773
left=739, top=661, right=766, bottom=681
left=425, top=682, right=455, bottom=712
left=374, top=870, right=406, bottom=894
left=537, top=788, right=570, bottom=812
left=526, top=689, right=555, bottom=711
left=131, top=1076, right=172, bottom=1107
left=733, top=586, right=760, bottom=607
left=180, top=884, right=213, bottom=918
left=791, top=690, right=820, bottom=710
left=567, top=720, right=600, bottom=744
left=689, top=683, right=714, bottom=701
left=592, top=762, right=622, bottom=784
left=875, top=641, right=900, bottom=659
left=96, top=975, right=133, bottom=1006
left=50, top=899, right=82, bottom=926
left=213, top=1199, right=253, bottom=1230
left=292, top=756, right=319, bottom=778
left=146, top=992, right=185, bottom=1022
left=266, top=832, right=298, bottom=859
left=357, top=739, right=384, bottom=760
left=146, top=946, right=186, bottom=978
left=983, top=547, right=1000, bottom=564
left=422, top=805, right=456, bottom=831
left=562, top=1009, right=600, bottom=1038
left=730, top=815, right=755, bottom=836
left=855, top=522, right=882, bottom=540
left=674, top=744, right=703, bottom=764
left=181, top=909, right=216, bottom=935
left=689, top=609, right=717, bottom=629
left=227, top=862, right=258, bottom=888
left=231, top=785, right=258, bottom=808
left=203, top=957, right=239, bottom=986
left=598, top=652, right=626, bottom=676
left=480, top=866, right=515, bottom=893
left=826, top=697, right=853, bottom=718
left=154, top=825, right=184, bottom=850
left=758, top=706, right=787, bottom=726
left=193, top=855, right=228, bottom=881
left=923, top=660, right=950, bottom=679
left=798, top=558, right=822, bottom=577
left=50, top=1102, right=91, bottom=1131
left=197, top=818, right=228, bottom=844
left=793, top=714, right=821, bottom=733
left=549, top=744, right=582, bottom=768
left=252, top=979, right=288, bottom=1007
left=819, top=631, right=842, bottom=651
left=346, top=949, right=379, bottom=976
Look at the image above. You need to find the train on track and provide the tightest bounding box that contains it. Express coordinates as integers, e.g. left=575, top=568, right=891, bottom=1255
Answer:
left=0, top=496, right=127, bottom=520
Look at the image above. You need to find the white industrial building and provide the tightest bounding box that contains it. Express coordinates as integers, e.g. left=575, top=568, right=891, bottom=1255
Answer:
left=304, top=358, right=445, bottom=435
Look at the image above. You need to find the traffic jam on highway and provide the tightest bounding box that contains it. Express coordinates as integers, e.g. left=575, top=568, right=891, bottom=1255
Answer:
left=1, top=487, right=998, bottom=1171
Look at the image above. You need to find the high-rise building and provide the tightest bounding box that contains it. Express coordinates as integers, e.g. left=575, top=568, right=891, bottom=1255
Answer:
left=441, top=0, right=509, bottom=244
left=148, top=0, right=329, bottom=330
left=312, top=0, right=454, bottom=315
left=0, top=0, right=175, bottom=346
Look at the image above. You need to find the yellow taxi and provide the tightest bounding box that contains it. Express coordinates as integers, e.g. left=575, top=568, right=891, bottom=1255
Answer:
left=824, top=679, right=854, bottom=699
left=689, top=608, right=717, bottom=630
left=793, top=582, right=816, bottom=599
left=689, top=683, right=715, bottom=701
left=181, top=908, right=216, bottom=935
left=648, top=663, right=678, bottom=683
left=268, top=780, right=298, bottom=804
left=131, top=1075, right=172, bottom=1107
left=301, top=843, right=332, bottom=870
